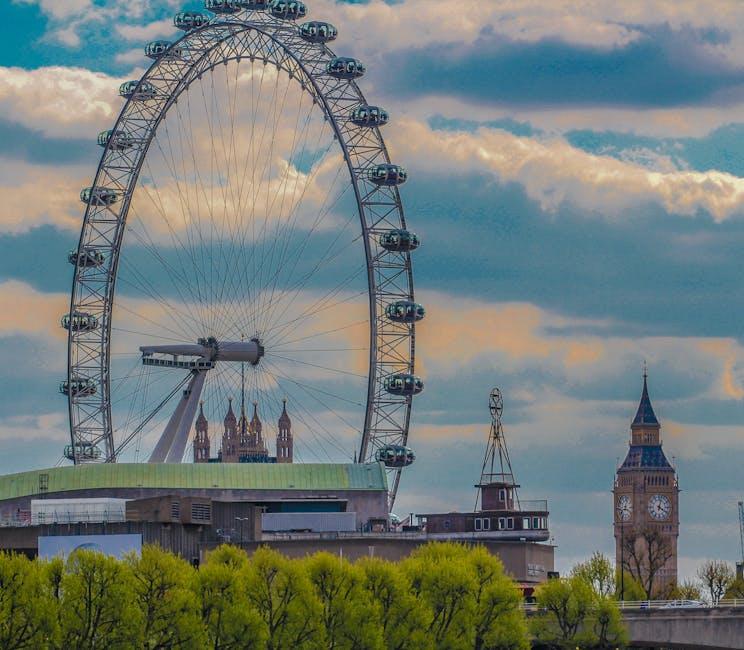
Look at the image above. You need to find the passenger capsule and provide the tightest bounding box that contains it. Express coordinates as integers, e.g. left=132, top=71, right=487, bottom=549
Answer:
left=119, top=80, right=158, bottom=101
left=60, top=377, right=97, bottom=397
left=386, top=300, right=425, bottom=323
left=236, top=0, right=270, bottom=8
left=379, top=229, right=420, bottom=253
left=61, top=311, right=99, bottom=332
left=97, top=129, right=134, bottom=151
left=205, top=0, right=241, bottom=13
left=384, top=373, right=423, bottom=396
left=351, top=105, right=388, bottom=127
left=64, top=442, right=102, bottom=461
left=299, top=21, right=337, bottom=43
left=145, top=40, right=183, bottom=60
left=375, top=444, right=416, bottom=468
left=80, top=187, right=119, bottom=207
left=269, top=0, right=306, bottom=20
left=368, top=163, right=407, bottom=186
left=174, top=11, right=210, bottom=31
left=326, top=56, right=366, bottom=80
left=68, top=248, right=105, bottom=268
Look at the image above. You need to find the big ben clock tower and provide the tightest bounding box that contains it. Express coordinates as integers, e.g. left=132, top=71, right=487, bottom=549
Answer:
left=613, top=371, right=679, bottom=597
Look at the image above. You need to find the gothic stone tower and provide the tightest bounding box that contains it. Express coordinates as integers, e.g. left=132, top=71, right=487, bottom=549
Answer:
left=614, top=373, right=679, bottom=596
left=193, top=401, right=210, bottom=463
left=276, top=399, right=293, bottom=463
left=221, top=397, right=239, bottom=462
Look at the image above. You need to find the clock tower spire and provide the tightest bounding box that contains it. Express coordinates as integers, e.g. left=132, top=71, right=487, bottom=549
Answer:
left=613, top=370, right=679, bottom=597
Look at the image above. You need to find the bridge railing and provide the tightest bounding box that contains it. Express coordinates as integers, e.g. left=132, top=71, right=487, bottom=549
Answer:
left=522, top=599, right=744, bottom=612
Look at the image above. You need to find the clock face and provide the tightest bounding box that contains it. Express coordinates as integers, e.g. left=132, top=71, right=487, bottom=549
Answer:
left=617, top=495, right=632, bottom=521
left=648, top=494, right=671, bottom=520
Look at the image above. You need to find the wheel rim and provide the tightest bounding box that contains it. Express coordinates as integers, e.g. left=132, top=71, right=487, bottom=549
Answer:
left=66, top=9, right=419, bottom=508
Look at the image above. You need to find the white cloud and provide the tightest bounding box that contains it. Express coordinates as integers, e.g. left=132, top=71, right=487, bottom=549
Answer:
left=389, top=120, right=744, bottom=220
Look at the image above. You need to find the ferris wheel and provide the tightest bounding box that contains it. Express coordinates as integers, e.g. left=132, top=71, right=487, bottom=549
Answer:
left=62, top=0, right=423, bottom=507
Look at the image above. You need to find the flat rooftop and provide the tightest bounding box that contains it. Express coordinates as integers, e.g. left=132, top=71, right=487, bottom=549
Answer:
left=0, top=463, right=388, bottom=501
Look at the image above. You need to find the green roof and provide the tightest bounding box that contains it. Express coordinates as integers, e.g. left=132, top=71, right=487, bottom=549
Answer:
left=0, top=463, right=387, bottom=501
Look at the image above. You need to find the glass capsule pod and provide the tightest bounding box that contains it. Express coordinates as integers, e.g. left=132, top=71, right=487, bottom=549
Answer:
left=205, top=0, right=241, bottom=13
left=63, top=442, right=102, bottom=461
left=174, top=11, right=211, bottom=31
left=60, top=377, right=97, bottom=397
left=299, top=21, right=337, bottom=43
left=384, top=373, right=423, bottom=396
left=237, top=0, right=270, bottom=8
left=375, top=444, right=416, bottom=468
left=379, top=229, right=420, bottom=253
left=368, top=163, right=407, bottom=186
left=80, top=187, right=119, bottom=207
left=386, top=300, right=425, bottom=323
left=119, top=80, right=158, bottom=101
left=326, top=56, right=366, bottom=80
left=269, top=0, right=307, bottom=20
left=145, top=40, right=183, bottom=60
left=97, top=129, right=134, bottom=151
left=61, top=311, right=99, bottom=332
left=351, top=105, right=389, bottom=128
left=68, top=248, right=105, bottom=268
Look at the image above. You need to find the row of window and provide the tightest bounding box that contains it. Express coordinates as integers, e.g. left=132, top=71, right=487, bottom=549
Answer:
left=645, top=475, right=671, bottom=486
left=473, top=516, right=548, bottom=531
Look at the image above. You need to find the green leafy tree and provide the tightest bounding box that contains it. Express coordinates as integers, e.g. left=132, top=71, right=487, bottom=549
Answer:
left=127, top=545, right=205, bottom=649
left=243, top=547, right=324, bottom=650
left=468, top=546, right=528, bottom=650
left=571, top=552, right=615, bottom=598
left=0, top=552, right=58, bottom=649
left=58, top=549, right=142, bottom=649
left=724, top=577, right=744, bottom=599
left=532, top=575, right=627, bottom=649
left=196, top=545, right=266, bottom=650
left=304, top=552, right=383, bottom=650
left=404, top=543, right=476, bottom=650
left=358, top=557, right=431, bottom=650
left=616, top=569, right=646, bottom=601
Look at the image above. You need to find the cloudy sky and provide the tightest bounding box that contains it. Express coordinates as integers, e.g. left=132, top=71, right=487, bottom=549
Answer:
left=2, top=0, right=744, bottom=577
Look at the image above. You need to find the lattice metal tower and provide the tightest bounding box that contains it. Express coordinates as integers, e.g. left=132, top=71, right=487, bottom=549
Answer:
left=475, top=388, right=520, bottom=510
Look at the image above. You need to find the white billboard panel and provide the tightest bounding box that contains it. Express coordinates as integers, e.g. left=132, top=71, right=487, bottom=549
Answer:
left=38, top=534, right=142, bottom=560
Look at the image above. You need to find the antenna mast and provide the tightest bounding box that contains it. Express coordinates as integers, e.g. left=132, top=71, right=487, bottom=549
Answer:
left=738, top=501, right=744, bottom=571
left=475, top=388, right=520, bottom=510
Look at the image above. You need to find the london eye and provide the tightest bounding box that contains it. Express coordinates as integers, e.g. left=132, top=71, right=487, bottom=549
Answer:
left=63, top=0, right=422, bottom=507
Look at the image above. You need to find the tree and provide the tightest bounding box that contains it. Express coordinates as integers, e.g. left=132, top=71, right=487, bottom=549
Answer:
left=243, top=547, right=324, bottom=650
left=304, top=552, right=383, bottom=650
left=404, top=543, right=475, bottom=650
left=467, top=546, right=528, bottom=650
left=621, top=526, right=674, bottom=599
left=127, top=545, right=205, bottom=649
left=58, top=549, right=142, bottom=649
left=195, top=545, right=266, bottom=650
left=358, top=557, right=431, bottom=650
left=724, top=577, right=744, bottom=600
left=697, top=560, right=734, bottom=605
left=0, top=552, right=58, bottom=649
left=532, top=575, right=627, bottom=649
left=571, top=552, right=615, bottom=598
left=672, top=579, right=703, bottom=601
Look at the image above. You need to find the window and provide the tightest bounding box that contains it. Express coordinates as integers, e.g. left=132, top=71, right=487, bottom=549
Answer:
left=507, top=517, right=514, bottom=530
left=191, top=503, right=211, bottom=522
left=444, top=519, right=451, bottom=530
left=170, top=501, right=180, bottom=520
left=499, top=488, right=506, bottom=501
left=523, top=517, right=531, bottom=529
left=498, top=517, right=506, bottom=530
left=474, top=518, right=482, bottom=531
left=533, top=517, right=540, bottom=529
left=482, top=518, right=491, bottom=531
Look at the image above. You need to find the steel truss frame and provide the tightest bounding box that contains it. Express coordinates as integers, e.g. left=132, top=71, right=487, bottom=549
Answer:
left=66, top=8, right=417, bottom=507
